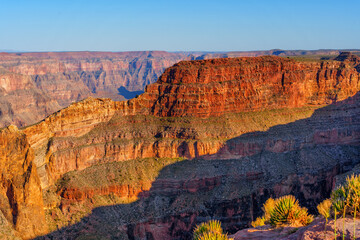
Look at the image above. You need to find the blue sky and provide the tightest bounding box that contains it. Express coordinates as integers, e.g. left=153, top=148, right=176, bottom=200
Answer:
left=0, top=0, right=359, bottom=52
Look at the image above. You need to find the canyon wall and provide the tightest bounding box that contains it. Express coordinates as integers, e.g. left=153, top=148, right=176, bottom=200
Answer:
left=0, top=51, right=191, bottom=127
left=0, top=125, right=47, bottom=239
left=1, top=52, right=359, bottom=239
left=21, top=53, right=360, bottom=189
left=39, top=91, right=360, bottom=240
left=0, top=49, right=355, bottom=127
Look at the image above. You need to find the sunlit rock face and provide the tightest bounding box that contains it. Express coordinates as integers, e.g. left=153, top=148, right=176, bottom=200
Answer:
left=0, top=125, right=47, bottom=239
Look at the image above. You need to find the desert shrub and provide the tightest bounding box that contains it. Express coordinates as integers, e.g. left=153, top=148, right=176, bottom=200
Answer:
left=331, top=174, right=360, bottom=216
left=331, top=174, right=360, bottom=239
left=262, top=197, right=276, bottom=221
left=193, top=220, right=232, bottom=240
left=196, top=232, right=231, bottom=240
left=251, top=197, right=275, bottom=227
left=252, top=195, right=313, bottom=228
left=269, top=195, right=313, bottom=227
left=317, top=199, right=332, bottom=219
left=251, top=216, right=265, bottom=227
left=317, top=199, right=332, bottom=233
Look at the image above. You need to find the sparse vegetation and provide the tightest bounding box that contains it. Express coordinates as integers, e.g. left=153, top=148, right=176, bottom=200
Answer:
left=331, top=174, right=360, bottom=240
left=193, top=220, right=233, bottom=240
left=317, top=199, right=331, bottom=232
left=252, top=195, right=313, bottom=228
left=251, top=197, right=275, bottom=227
left=269, top=195, right=313, bottom=227
left=251, top=216, right=265, bottom=228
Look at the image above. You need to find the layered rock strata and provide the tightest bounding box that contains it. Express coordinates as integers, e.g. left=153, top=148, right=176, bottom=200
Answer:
left=0, top=125, right=47, bottom=239
left=0, top=50, right=356, bottom=128
left=23, top=55, right=360, bottom=188
left=1, top=53, right=360, bottom=239
left=39, top=92, right=360, bottom=239
left=0, top=51, right=191, bottom=127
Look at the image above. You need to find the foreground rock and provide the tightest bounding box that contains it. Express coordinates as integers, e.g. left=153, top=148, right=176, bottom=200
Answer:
left=231, top=218, right=360, bottom=240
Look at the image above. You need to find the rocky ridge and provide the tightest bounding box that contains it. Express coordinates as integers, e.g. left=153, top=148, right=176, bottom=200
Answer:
left=0, top=50, right=357, bottom=128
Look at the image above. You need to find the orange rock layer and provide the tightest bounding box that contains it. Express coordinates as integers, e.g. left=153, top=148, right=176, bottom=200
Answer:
left=0, top=126, right=47, bottom=239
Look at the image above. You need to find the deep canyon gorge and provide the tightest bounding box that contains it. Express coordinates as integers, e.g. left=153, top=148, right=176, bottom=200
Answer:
left=0, top=51, right=359, bottom=239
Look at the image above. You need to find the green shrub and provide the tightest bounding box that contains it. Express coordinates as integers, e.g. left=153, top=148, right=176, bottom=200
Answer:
left=193, top=220, right=232, bottom=240
left=252, top=195, right=313, bottom=228
left=269, top=195, right=313, bottom=227
left=331, top=174, right=360, bottom=239
left=196, top=232, right=231, bottom=240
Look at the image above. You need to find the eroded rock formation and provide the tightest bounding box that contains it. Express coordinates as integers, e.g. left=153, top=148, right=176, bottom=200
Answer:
left=0, top=125, right=47, bottom=239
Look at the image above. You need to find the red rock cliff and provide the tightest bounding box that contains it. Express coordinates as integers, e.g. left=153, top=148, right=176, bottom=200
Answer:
left=138, top=56, right=360, bottom=117
left=0, top=125, right=47, bottom=239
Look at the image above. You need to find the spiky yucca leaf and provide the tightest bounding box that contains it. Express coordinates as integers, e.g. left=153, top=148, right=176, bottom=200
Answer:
left=262, top=198, right=276, bottom=221
left=193, top=220, right=224, bottom=240
left=197, top=232, right=233, bottom=240
left=269, top=195, right=313, bottom=227
left=269, top=195, right=297, bottom=226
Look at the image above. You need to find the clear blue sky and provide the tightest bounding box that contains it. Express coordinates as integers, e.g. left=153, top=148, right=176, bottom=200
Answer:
left=0, top=0, right=359, bottom=52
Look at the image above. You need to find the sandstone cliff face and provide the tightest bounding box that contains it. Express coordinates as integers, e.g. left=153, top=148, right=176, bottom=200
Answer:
left=140, top=56, right=360, bottom=117
left=0, top=125, right=47, bottom=239
left=0, top=69, right=61, bottom=127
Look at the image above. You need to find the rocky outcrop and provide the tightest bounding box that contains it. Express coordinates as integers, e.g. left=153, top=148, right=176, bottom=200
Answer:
left=140, top=56, right=360, bottom=117
left=0, top=125, right=47, bottom=239
left=230, top=218, right=360, bottom=240
left=0, top=50, right=357, bottom=128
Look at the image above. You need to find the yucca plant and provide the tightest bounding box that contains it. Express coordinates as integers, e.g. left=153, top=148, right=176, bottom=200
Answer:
left=317, top=199, right=332, bottom=231
left=197, top=232, right=231, bottom=240
left=345, top=175, right=360, bottom=240
left=269, top=195, right=313, bottom=227
left=262, top=197, right=276, bottom=221
left=193, top=220, right=232, bottom=240
left=331, top=174, right=360, bottom=240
